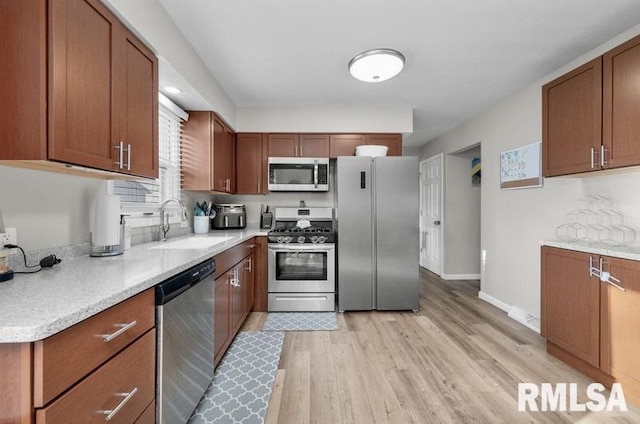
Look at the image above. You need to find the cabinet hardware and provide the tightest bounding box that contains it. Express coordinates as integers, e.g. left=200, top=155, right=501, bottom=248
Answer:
left=101, top=320, right=138, bottom=342
left=114, top=142, right=125, bottom=169
left=600, top=145, right=606, bottom=167
left=125, top=143, right=131, bottom=171
left=299, top=142, right=303, bottom=157
left=246, top=257, right=252, bottom=272
left=590, top=147, right=595, bottom=169
left=100, top=387, right=138, bottom=421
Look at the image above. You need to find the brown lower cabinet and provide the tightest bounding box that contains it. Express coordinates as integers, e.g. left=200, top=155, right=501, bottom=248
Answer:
left=214, top=239, right=257, bottom=366
left=0, top=289, right=156, bottom=424
left=542, top=246, right=640, bottom=404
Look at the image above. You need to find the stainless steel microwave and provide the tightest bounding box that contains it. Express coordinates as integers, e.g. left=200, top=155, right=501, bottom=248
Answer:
left=268, top=157, right=329, bottom=191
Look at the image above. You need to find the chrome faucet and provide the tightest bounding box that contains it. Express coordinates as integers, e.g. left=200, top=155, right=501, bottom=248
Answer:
left=159, top=198, right=188, bottom=241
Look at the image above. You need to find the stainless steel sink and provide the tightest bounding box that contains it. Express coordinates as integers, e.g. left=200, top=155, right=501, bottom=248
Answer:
left=148, top=236, right=234, bottom=250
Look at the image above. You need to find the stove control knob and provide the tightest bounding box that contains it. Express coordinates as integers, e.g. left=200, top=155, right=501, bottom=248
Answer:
left=285, top=236, right=293, bottom=243
left=310, top=236, right=319, bottom=243
left=318, top=236, right=326, bottom=243
left=297, top=236, right=306, bottom=244
left=277, top=236, right=285, bottom=244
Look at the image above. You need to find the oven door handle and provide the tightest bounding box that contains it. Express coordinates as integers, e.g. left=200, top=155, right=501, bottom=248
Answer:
left=268, top=244, right=335, bottom=252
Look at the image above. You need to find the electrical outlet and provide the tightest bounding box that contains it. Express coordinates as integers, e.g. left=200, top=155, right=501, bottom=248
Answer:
left=1, top=227, right=17, bottom=246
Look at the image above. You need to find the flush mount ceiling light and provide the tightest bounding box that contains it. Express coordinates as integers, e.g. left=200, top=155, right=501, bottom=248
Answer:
left=348, top=48, right=405, bottom=83
left=163, top=86, right=183, bottom=94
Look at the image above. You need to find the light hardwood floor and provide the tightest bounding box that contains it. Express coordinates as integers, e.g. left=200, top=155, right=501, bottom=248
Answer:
left=242, top=269, right=640, bottom=423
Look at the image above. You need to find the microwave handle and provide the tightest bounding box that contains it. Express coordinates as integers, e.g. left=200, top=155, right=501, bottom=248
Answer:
left=314, top=160, right=319, bottom=188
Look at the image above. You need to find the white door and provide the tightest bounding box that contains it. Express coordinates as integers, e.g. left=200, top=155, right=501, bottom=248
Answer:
left=419, top=154, right=442, bottom=274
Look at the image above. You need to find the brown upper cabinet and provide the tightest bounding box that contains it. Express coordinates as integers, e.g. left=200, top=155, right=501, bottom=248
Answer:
left=603, top=35, right=640, bottom=169
left=329, top=133, right=402, bottom=157
left=182, top=112, right=235, bottom=193
left=543, top=34, right=640, bottom=177
left=236, top=133, right=266, bottom=194
left=267, top=133, right=330, bottom=157
left=0, top=0, right=158, bottom=179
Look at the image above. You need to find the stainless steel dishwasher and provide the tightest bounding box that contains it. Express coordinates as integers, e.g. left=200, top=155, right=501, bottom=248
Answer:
left=156, top=258, right=215, bottom=424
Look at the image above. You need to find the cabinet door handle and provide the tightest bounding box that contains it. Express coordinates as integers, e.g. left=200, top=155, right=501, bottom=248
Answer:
left=100, top=387, right=138, bottom=421
left=590, top=147, right=595, bottom=169
left=114, top=141, right=124, bottom=169
left=125, top=144, right=131, bottom=171
left=246, top=257, right=252, bottom=272
left=600, top=145, right=606, bottom=167
left=299, top=142, right=303, bottom=157
left=101, top=321, right=137, bottom=342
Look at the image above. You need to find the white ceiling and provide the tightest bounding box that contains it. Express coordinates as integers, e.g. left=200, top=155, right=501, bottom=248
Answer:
left=157, top=0, right=640, bottom=147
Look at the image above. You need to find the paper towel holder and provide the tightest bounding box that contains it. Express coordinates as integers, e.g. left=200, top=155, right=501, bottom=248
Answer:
left=90, top=241, right=124, bottom=257
left=90, top=228, right=125, bottom=256
left=90, top=189, right=124, bottom=257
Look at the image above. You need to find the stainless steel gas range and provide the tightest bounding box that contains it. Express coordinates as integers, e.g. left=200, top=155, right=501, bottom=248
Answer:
left=267, top=207, right=336, bottom=311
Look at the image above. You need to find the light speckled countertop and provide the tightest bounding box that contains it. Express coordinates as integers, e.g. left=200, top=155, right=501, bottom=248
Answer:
left=541, top=239, right=640, bottom=261
left=0, top=229, right=268, bottom=343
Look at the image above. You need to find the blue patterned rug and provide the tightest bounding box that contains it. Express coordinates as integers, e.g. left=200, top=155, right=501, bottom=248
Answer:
left=188, top=331, right=284, bottom=424
left=262, top=312, right=338, bottom=331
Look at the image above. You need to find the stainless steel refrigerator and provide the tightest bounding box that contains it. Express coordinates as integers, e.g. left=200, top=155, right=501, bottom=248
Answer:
left=337, top=156, right=419, bottom=311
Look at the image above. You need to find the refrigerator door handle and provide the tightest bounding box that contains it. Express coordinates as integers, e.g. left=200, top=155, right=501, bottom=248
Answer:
left=360, top=171, right=366, bottom=189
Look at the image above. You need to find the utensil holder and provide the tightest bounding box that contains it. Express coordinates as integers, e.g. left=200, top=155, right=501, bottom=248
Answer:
left=193, top=216, right=209, bottom=234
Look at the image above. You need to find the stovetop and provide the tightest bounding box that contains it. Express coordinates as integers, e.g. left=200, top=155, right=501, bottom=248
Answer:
left=268, top=206, right=336, bottom=244
left=268, top=227, right=336, bottom=244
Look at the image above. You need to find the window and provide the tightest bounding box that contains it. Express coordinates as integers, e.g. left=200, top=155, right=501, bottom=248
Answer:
left=113, top=95, right=187, bottom=225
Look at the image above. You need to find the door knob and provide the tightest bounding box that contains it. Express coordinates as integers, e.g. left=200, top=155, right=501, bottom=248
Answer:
left=433, top=220, right=441, bottom=225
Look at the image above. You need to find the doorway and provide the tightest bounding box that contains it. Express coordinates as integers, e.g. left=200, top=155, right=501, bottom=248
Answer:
left=419, top=153, right=443, bottom=275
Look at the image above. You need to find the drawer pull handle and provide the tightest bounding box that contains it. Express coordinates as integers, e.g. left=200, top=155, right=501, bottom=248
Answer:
left=101, top=387, right=138, bottom=421
left=102, top=321, right=137, bottom=342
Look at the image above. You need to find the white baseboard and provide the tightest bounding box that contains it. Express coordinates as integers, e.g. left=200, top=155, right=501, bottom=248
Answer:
left=478, top=291, right=510, bottom=312
left=441, top=273, right=481, bottom=280
left=478, top=291, right=540, bottom=334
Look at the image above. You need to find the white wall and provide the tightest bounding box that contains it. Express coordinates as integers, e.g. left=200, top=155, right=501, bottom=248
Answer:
left=441, top=146, right=481, bottom=278
left=236, top=107, right=413, bottom=134
left=0, top=167, right=104, bottom=250
left=421, top=23, right=640, bottom=323
left=103, top=0, right=237, bottom=124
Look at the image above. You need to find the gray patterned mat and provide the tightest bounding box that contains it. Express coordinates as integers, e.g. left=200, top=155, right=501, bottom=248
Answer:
left=262, top=312, right=338, bottom=331
left=188, top=331, right=284, bottom=424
